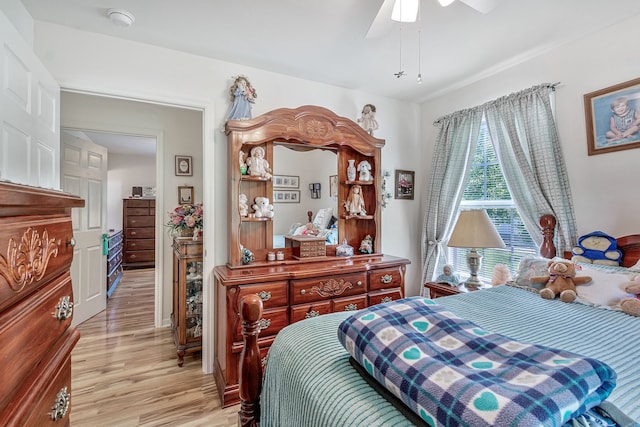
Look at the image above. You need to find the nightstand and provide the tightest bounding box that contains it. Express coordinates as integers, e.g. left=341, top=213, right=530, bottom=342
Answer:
left=423, top=281, right=488, bottom=298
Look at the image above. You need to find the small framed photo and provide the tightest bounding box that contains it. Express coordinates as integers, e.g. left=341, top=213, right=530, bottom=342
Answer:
left=584, top=77, right=640, bottom=156
left=175, top=155, right=193, bottom=176
left=273, top=190, right=300, bottom=203
left=272, top=175, right=299, bottom=188
left=329, top=175, right=338, bottom=198
left=394, top=170, right=414, bottom=200
left=178, top=186, right=194, bottom=204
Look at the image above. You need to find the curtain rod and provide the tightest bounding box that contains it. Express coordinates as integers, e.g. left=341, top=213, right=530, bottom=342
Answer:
left=433, top=82, right=562, bottom=127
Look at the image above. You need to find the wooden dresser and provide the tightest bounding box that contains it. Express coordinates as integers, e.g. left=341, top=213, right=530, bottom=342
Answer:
left=214, top=255, right=409, bottom=407
left=0, top=181, right=84, bottom=426
left=122, top=198, right=155, bottom=269
left=106, top=230, right=124, bottom=297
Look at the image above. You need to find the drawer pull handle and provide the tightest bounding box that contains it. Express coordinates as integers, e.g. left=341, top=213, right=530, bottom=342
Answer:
left=53, top=296, right=74, bottom=320
left=131, top=243, right=136, bottom=247
left=131, top=254, right=137, bottom=258
left=381, top=274, right=393, bottom=284
left=300, top=289, right=306, bottom=295
left=381, top=296, right=393, bottom=303
left=131, top=231, right=137, bottom=235
left=50, top=386, right=70, bottom=421
left=257, top=291, right=271, bottom=301
left=344, top=303, right=359, bottom=311
left=305, top=310, right=320, bottom=319
left=258, top=318, right=271, bottom=330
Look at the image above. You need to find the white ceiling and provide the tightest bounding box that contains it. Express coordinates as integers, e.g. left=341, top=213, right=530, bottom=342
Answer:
left=20, top=0, right=640, bottom=104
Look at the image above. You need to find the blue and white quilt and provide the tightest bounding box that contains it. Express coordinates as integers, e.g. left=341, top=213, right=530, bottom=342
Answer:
left=337, top=296, right=617, bottom=427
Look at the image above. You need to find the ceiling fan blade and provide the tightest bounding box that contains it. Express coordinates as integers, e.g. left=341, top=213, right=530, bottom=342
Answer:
left=366, top=0, right=396, bottom=39
left=459, top=0, right=500, bottom=14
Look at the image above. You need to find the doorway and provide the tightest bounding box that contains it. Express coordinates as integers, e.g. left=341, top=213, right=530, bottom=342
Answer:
left=61, top=90, right=204, bottom=329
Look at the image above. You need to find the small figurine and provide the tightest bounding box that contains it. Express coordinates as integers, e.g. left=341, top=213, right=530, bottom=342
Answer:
left=344, top=185, right=366, bottom=216
left=239, top=193, right=249, bottom=217
left=241, top=245, right=255, bottom=265
left=357, top=160, right=372, bottom=182
left=239, top=151, right=247, bottom=175
left=226, top=75, right=257, bottom=120
left=357, top=104, right=379, bottom=136
left=359, top=235, right=373, bottom=254
left=436, top=264, right=460, bottom=285
left=246, top=146, right=272, bottom=179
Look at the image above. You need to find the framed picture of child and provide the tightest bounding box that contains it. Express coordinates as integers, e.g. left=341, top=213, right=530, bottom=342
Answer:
left=584, top=77, right=640, bottom=156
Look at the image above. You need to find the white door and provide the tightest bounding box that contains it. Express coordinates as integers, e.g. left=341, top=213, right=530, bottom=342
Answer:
left=61, top=130, right=108, bottom=326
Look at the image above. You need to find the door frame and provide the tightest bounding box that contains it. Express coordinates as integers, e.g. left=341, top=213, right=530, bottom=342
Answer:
left=60, top=87, right=215, bottom=374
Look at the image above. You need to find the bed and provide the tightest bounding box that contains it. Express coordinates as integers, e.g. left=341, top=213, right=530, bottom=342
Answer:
left=273, top=208, right=338, bottom=248
left=237, top=216, right=640, bottom=426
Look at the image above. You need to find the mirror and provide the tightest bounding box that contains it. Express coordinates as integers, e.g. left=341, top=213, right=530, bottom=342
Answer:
left=272, top=144, right=337, bottom=248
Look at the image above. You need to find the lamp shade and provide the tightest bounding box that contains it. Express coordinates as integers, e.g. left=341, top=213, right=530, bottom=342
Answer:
left=448, top=210, right=505, bottom=249
left=391, top=0, right=419, bottom=22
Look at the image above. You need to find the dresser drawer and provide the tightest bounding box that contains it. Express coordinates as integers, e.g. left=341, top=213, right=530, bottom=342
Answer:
left=124, top=250, right=155, bottom=263
left=369, top=266, right=404, bottom=291
left=125, top=228, right=155, bottom=239
left=368, top=289, right=404, bottom=306
left=332, top=294, right=367, bottom=312
left=290, top=301, right=332, bottom=323
left=237, top=281, right=288, bottom=310
left=126, top=215, right=154, bottom=227
left=234, top=306, right=288, bottom=342
left=125, top=239, right=155, bottom=251
left=0, top=272, right=73, bottom=407
left=290, top=272, right=367, bottom=305
left=125, top=199, right=153, bottom=208
left=0, top=222, right=75, bottom=312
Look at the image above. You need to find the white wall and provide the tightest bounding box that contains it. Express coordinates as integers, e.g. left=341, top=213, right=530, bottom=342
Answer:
left=420, top=13, right=640, bottom=246
left=106, top=153, right=156, bottom=231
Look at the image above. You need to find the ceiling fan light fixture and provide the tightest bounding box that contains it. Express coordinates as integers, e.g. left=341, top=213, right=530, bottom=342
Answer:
left=107, top=8, right=135, bottom=27
left=438, top=0, right=456, bottom=6
left=391, top=0, right=419, bottom=22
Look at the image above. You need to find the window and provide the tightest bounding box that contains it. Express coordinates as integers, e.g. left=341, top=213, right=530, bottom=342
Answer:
left=449, top=121, right=538, bottom=282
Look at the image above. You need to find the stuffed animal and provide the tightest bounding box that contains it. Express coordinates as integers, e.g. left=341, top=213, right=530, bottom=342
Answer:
left=571, top=231, right=622, bottom=266
left=530, top=260, right=592, bottom=303
left=252, top=196, right=274, bottom=219
left=620, top=275, right=640, bottom=317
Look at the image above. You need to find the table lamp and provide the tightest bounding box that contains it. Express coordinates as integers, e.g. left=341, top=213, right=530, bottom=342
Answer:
left=447, top=209, right=505, bottom=287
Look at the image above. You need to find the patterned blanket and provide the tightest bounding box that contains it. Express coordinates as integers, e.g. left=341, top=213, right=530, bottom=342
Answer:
left=337, top=296, right=617, bottom=427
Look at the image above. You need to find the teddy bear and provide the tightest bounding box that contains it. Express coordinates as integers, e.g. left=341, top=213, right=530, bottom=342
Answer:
left=571, top=231, right=622, bottom=266
left=620, top=275, right=640, bottom=317
left=530, top=260, right=592, bottom=303
left=252, top=196, right=274, bottom=219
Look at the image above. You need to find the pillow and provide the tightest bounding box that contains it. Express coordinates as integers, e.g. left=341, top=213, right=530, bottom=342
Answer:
left=574, top=264, right=636, bottom=310
left=513, top=256, right=558, bottom=290
left=312, top=208, right=333, bottom=230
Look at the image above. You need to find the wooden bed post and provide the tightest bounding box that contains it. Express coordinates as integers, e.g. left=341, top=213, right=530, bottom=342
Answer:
left=539, top=214, right=557, bottom=258
left=238, top=294, right=263, bottom=427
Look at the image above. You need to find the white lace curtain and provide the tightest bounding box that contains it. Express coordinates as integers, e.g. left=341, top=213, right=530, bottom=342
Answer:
left=420, top=83, right=577, bottom=291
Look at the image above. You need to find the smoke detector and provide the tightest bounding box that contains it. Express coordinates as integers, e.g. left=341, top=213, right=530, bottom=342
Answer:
left=107, top=8, right=135, bottom=27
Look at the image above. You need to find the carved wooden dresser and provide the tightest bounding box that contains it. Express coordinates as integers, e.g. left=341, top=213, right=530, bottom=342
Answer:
left=0, top=182, right=84, bottom=426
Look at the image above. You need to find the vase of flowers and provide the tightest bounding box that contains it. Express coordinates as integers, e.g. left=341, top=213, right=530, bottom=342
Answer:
left=166, top=203, right=203, bottom=238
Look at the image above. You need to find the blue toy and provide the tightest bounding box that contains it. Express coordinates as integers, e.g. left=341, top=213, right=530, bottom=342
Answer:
left=571, top=231, right=622, bottom=266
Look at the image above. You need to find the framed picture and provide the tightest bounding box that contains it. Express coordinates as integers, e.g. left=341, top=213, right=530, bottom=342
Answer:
left=272, top=175, right=299, bottom=188
left=273, top=190, right=300, bottom=203
left=175, top=155, right=193, bottom=176
left=329, top=175, right=338, bottom=198
left=394, top=170, right=415, bottom=200
left=584, top=77, right=640, bottom=156
left=178, top=186, right=194, bottom=204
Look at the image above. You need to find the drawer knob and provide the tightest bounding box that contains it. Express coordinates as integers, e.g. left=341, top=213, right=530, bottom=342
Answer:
left=256, top=291, right=271, bottom=301
left=66, top=238, right=76, bottom=247
left=344, top=303, right=359, bottom=311
left=381, top=274, right=393, bottom=284
left=356, top=280, right=363, bottom=286
left=53, top=296, right=73, bottom=320
left=50, top=386, right=70, bottom=421
left=300, top=289, right=306, bottom=295
left=381, top=296, right=393, bottom=303
left=305, top=310, right=320, bottom=319
left=258, top=318, right=271, bottom=330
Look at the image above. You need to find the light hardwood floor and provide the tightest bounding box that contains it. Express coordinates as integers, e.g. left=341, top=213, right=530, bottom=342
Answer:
left=71, top=269, right=239, bottom=426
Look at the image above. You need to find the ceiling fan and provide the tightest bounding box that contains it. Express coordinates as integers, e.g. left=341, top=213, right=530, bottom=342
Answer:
left=366, top=0, right=501, bottom=39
